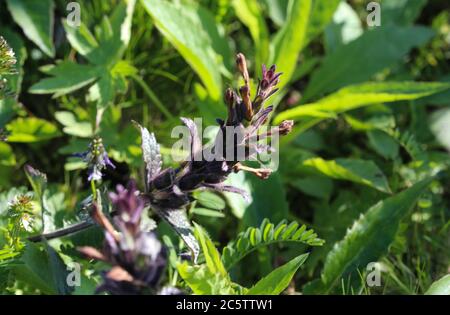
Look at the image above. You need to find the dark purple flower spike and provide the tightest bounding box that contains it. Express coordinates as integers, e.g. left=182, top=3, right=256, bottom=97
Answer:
left=79, top=183, right=171, bottom=295
left=133, top=53, right=294, bottom=262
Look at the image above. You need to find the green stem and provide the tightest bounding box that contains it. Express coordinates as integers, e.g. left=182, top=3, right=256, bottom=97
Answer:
left=90, top=180, right=97, bottom=201
left=130, top=73, right=174, bottom=120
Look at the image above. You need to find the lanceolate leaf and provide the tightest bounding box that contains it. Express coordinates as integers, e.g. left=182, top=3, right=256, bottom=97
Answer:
left=305, top=178, right=433, bottom=294
left=232, top=0, right=269, bottom=72
left=269, top=0, right=312, bottom=90
left=142, top=0, right=224, bottom=100
left=246, top=253, right=309, bottom=295
left=275, top=81, right=450, bottom=125
left=6, top=0, right=55, bottom=57
left=302, top=26, right=435, bottom=101
left=194, top=223, right=227, bottom=277
left=301, top=158, right=391, bottom=193
left=304, top=0, right=341, bottom=47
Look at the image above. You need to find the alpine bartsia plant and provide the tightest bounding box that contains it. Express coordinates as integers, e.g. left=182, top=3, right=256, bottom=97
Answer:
left=78, top=182, right=174, bottom=295
left=135, top=53, right=294, bottom=261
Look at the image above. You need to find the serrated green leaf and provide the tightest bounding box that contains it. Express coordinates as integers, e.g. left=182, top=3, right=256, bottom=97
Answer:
left=12, top=243, right=71, bottom=295
left=55, top=111, right=93, bottom=138
left=62, top=19, right=98, bottom=61
left=155, top=208, right=200, bottom=263
left=306, top=178, right=433, bottom=294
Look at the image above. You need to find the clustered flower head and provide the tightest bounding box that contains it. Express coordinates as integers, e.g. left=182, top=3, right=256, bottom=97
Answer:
left=143, top=53, right=294, bottom=212
left=7, top=194, right=35, bottom=232
left=75, top=136, right=116, bottom=181
left=78, top=183, right=172, bottom=295
left=0, top=36, right=16, bottom=76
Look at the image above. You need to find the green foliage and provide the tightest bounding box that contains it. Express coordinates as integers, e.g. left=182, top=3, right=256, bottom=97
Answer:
left=222, top=219, right=323, bottom=270
left=303, top=26, right=435, bottom=100
left=276, top=81, right=450, bottom=124
left=6, top=0, right=55, bottom=57
left=178, top=222, right=311, bottom=295
left=425, top=274, right=450, bottom=295
left=246, top=253, right=308, bottom=295
left=304, top=178, right=433, bottom=294
left=142, top=0, right=226, bottom=101
left=301, top=158, right=391, bottom=193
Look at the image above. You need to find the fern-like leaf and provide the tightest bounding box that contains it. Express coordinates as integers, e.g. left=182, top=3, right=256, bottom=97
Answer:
left=221, top=219, right=324, bottom=270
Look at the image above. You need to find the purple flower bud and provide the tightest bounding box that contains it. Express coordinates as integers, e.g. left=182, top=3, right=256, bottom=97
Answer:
left=75, top=136, right=116, bottom=181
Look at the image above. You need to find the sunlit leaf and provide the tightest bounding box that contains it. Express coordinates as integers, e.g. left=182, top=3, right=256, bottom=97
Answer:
left=302, top=157, right=391, bottom=193
left=6, top=117, right=60, bottom=142
left=142, top=0, right=224, bottom=100
left=303, top=26, right=435, bottom=101
left=246, top=253, right=309, bottom=295
left=304, top=178, right=432, bottom=294
left=6, top=0, right=55, bottom=57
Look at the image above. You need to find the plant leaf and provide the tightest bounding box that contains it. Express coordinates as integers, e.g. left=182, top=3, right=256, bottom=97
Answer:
left=12, top=243, right=71, bottom=294
left=425, top=274, right=450, bottom=295
left=269, top=0, right=312, bottom=90
left=305, top=178, right=433, bottom=294
left=194, top=223, right=227, bottom=277
left=6, top=0, right=55, bottom=57
left=302, top=26, right=435, bottom=101
left=222, top=219, right=323, bottom=270
left=29, top=61, right=100, bottom=96
left=246, top=253, right=309, bottom=295
left=301, top=157, right=391, bottom=193
left=154, top=208, right=200, bottom=263
left=134, top=122, right=162, bottom=189
left=177, top=262, right=242, bottom=295
left=142, top=0, right=223, bottom=100
left=275, top=81, right=450, bottom=124
left=62, top=19, right=99, bottom=61
left=6, top=117, right=60, bottom=142
left=232, top=0, right=269, bottom=71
